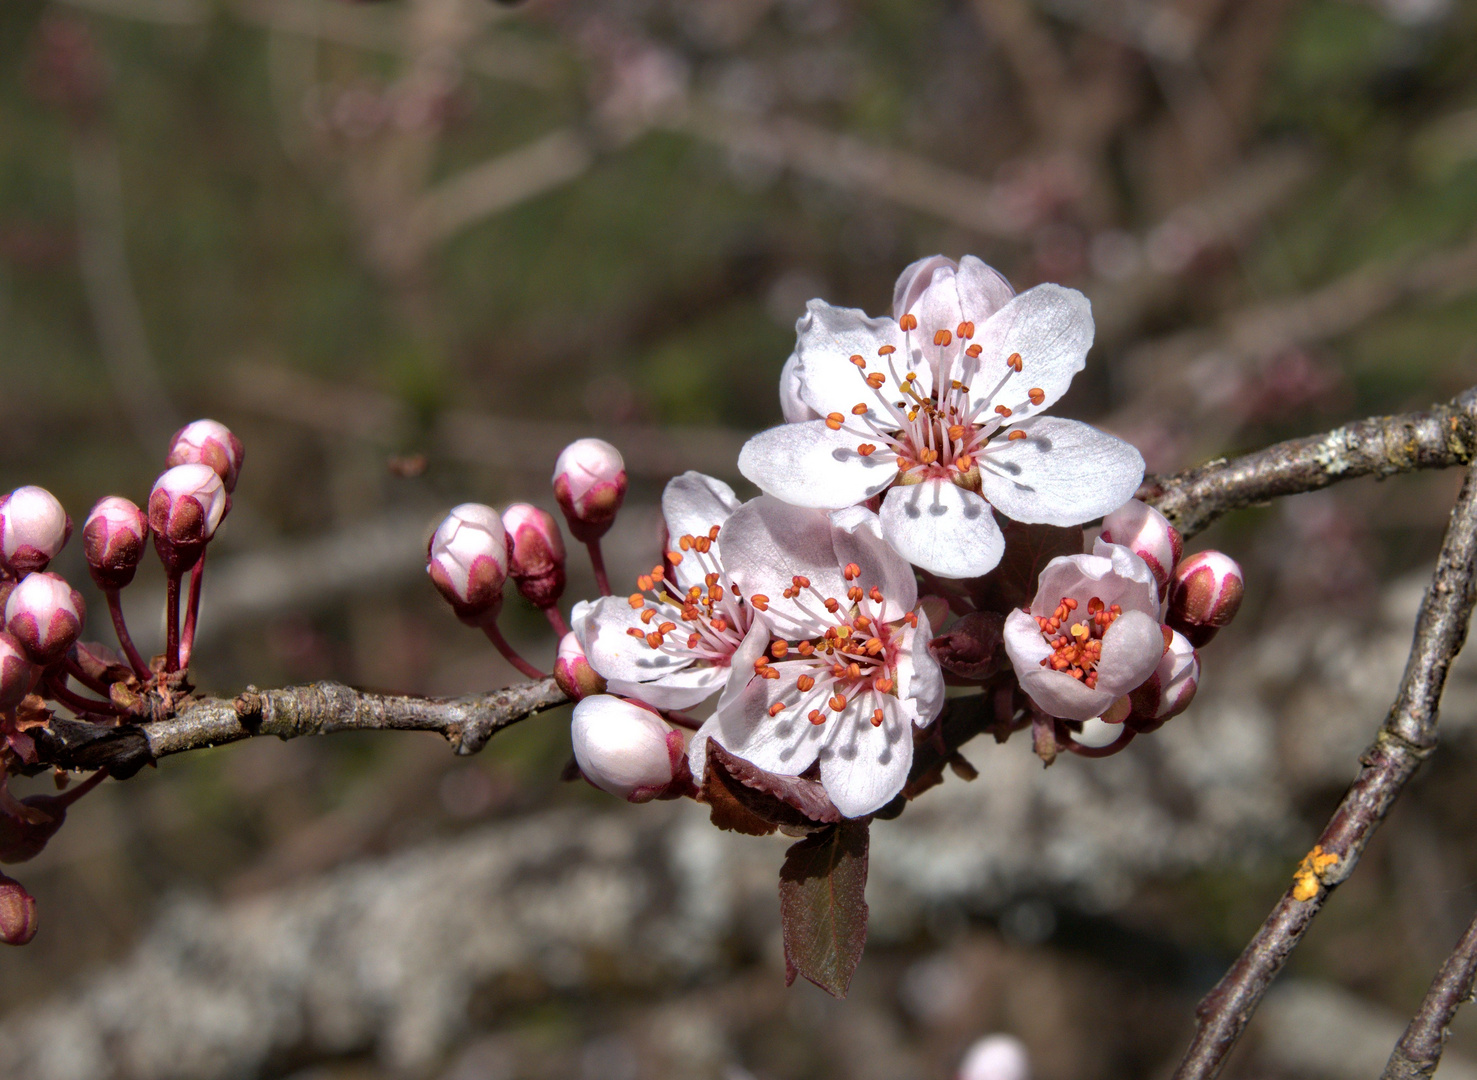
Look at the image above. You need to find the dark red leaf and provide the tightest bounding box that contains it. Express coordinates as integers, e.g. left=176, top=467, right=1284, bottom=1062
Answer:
left=778, top=819, right=870, bottom=998
left=704, top=741, right=841, bottom=829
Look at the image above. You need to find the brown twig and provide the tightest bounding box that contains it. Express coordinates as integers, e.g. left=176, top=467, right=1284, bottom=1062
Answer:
left=1140, top=387, right=1477, bottom=539
left=1171, top=459, right=1477, bottom=1080
left=29, top=677, right=569, bottom=779
left=1382, top=907, right=1477, bottom=1080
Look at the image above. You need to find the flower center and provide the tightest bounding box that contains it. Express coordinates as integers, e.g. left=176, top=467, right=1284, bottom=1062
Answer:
left=748, top=562, right=918, bottom=728
left=624, top=525, right=750, bottom=664
left=1034, top=595, right=1121, bottom=690
left=828, top=314, right=1047, bottom=488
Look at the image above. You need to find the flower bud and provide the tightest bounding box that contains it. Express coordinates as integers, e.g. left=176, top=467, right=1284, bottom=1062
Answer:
left=570, top=695, right=685, bottom=803
left=502, top=503, right=567, bottom=609
left=148, top=464, right=226, bottom=573
left=929, top=610, right=1006, bottom=680
left=0, top=795, right=67, bottom=864
left=166, top=419, right=245, bottom=493
left=5, top=573, right=84, bottom=666
left=1129, top=628, right=1199, bottom=729
left=552, top=438, right=627, bottom=543
left=0, top=486, right=72, bottom=577
left=1099, top=499, right=1182, bottom=594
left=427, top=503, right=507, bottom=625
left=554, top=632, right=606, bottom=701
left=0, top=873, right=37, bottom=946
left=957, top=1034, right=1031, bottom=1080
left=1167, top=550, right=1244, bottom=646
left=83, top=496, right=149, bottom=590
left=0, top=633, right=36, bottom=711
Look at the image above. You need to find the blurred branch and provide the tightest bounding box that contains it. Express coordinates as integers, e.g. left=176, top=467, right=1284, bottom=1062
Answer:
left=30, top=677, right=569, bottom=778
left=1172, top=458, right=1477, bottom=1080
left=1141, top=388, right=1477, bottom=539
left=1382, top=908, right=1477, bottom=1080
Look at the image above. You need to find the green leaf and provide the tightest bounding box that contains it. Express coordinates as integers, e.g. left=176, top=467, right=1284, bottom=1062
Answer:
left=778, top=820, right=871, bottom=998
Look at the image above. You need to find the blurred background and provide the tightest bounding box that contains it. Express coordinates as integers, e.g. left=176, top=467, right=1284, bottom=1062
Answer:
left=2, top=0, right=1477, bottom=1076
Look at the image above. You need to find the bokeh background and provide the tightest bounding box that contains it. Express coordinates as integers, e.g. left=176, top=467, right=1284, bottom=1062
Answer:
left=2, top=0, right=1477, bottom=1077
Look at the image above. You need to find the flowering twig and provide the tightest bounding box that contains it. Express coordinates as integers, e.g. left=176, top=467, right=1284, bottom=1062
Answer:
left=1171, top=459, right=1477, bottom=1080
left=1141, top=387, right=1477, bottom=539
left=1381, top=906, right=1477, bottom=1080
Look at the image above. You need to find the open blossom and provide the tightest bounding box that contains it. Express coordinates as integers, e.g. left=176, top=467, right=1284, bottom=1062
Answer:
left=690, top=498, right=944, bottom=819
left=1003, top=542, right=1164, bottom=721
left=573, top=472, right=752, bottom=710
left=738, top=255, right=1144, bottom=579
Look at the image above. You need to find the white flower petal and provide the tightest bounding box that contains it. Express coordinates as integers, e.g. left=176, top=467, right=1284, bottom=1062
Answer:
left=722, top=497, right=850, bottom=639
left=892, top=254, right=957, bottom=320
left=779, top=353, right=820, bottom=423
left=578, top=595, right=693, bottom=685
left=977, top=416, right=1145, bottom=527
left=818, top=703, right=914, bottom=817
left=829, top=505, right=918, bottom=616
left=969, top=283, right=1093, bottom=420
left=1093, top=609, right=1164, bottom=696
left=662, top=471, right=740, bottom=591
left=1003, top=608, right=1053, bottom=669
left=902, top=608, right=945, bottom=726
left=738, top=421, right=897, bottom=511
left=955, top=255, right=1016, bottom=321
left=1033, top=544, right=1159, bottom=620
left=709, top=662, right=831, bottom=779
left=1018, top=665, right=1116, bottom=721
left=607, top=662, right=730, bottom=711
left=794, top=300, right=925, bottom=417
left=879, top=479, right=1005, bottom=579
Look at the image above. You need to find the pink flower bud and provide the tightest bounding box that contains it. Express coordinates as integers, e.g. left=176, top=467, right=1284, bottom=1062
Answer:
left=0, top=873, right=37, bottom=946
left=929, top=610, right=1007, bottom=680
left=1128, top=628, right=1199, bottom=728
left=502, top=503, right=567, bottom=609
left=0, top=633, right=36, bottom=711
left=1099, top=499, right=1182, bottom=594
left=5, top=573, right=84, bottom=666
left=552, top=438, right=627, bottom=542
left=427, top=503, right=507, bottom=624
left=166, top=419, right=245, bottom=493
left=570, top=695, right=685, bottom=803
left=83, top=496, right=149, bottom=590
left=554, top=632, right=606, bottom=701
left=957, top=1035, right=1031, bottom=1080
left=1167, top=550, right=1244, bottom=647
left=0, top=486, right=72, bottom=577
left=148, top=464, right=226, bottom=573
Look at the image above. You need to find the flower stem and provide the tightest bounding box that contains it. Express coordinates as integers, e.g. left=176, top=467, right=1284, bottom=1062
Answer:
left=45, top=676, right=124, bottom=718
left=63, top=655, right=111, bottom=697
left=179, top=552, right=206, bottom=670
left=54, top=767, right=109, bottom=806
left=542, top=605, right=570, bottom=638
left=165, top=571, right=182, bottom=673
left=106, top=589, right=151, bottom=681
left=585, top=539, right=612, bottom=596
left=482, top=622, right=547, bottom=680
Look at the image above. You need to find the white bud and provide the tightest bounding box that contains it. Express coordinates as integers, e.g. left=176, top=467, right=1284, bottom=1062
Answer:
left=427, top=504, right=507, bottom=623
left=552, top=438, right=627, bottom=542
left=1099, top=499, right=1182, bottom=594
left=0, top=486, right=72, bottom=577
left=958, top=1035, right=1031, bottom=1080
left=570, top=695, right=683, bottom=803
left=149, top=464, right=227, bottom=552
left=5, top=572, right=85, bottom=666
left=166, top=419, right=245, bottom=492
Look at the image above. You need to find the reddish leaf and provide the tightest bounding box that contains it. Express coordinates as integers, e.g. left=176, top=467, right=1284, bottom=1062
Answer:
left=969, top=519, right=1085, bottom=613
left=703, top=741, right=841, bottom=831
left=779, top=819, right=870, bottom=998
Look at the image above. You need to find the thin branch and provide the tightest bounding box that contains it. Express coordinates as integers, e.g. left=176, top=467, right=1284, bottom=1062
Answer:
left=1382, top=907, right=1477, bottom=1080
left=1171, top=459, right=1477, bottom=1080
left=29, top=677, right=569, bottom=779
left=1140, top=387, right=1477, bottom=539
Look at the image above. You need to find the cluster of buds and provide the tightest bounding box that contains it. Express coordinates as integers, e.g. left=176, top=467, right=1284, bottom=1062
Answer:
left=0, top=419, right=244, bottom=945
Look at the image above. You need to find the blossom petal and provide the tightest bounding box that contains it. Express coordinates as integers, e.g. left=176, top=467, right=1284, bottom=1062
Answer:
left=977, top=417, right=1145, bottom=527
left=793, top=300, right=926, bottom=418
left=662, top=471, right=740, bottom=592
left=892, top=254, right=956, bottom=320
left=577, top=595, right=693, bottom=684
left=707, top=624, right=830, bottom=776
left=607, top=662, right=729, bottom=711
left=738, top=421, right=897, bottom=511
left=901, top=609, right=945, bottom=726
left=878, top=479, right=1005, bottom=579
left=779, top=352, right=820, bottom=423
left=1003, top=608, right=1053, bottom=669
left=829, top=505, right=917, bottom=617
left=722, top=497, right=850, bottom=639
left=955, top=255, right=1016, bottom=321
left=1092, top=610, right=1164, bottom=697
left=1018, top=665, right=1117, bottom=721
left=969, top=284, right=1093, bottom=420
left=817, top=703, right=914, bottom=817
left=1033, top=544, right=1159, bottom=620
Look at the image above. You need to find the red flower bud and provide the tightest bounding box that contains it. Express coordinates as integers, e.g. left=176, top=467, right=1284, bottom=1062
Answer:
left=5, top=573, right=84, bottom=666
left=148, top=464, right=226, bottom=574
left=166, top=419, right=245, bottom=493
left=502, top=503, right=567, bottom=609
left=928, top=610, right=1006, bottom=680
left=83, top=496, right=149, bottom=589
left=427, top=504, right=507, bottom=625
left=1099, top=498, right=1182, bottom=595
left=0, top=486, right=71, bottom=577
left=0, top=633, right=36, bottom=711
left=1167, top=550, right=1244, bottom=647
left=554, top=632, right=606, bottom=701
left=0, top=794, right=68, bottom=864
left=552, top=438, right=627, bottom=543
left=0, top=872, right=37, bottom=945
left=1128, top=628, right=1199, bottom=726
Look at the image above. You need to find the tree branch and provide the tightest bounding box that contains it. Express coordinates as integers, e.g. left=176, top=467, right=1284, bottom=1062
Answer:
left=29, top=678, right=569, bottom=779
left=1171, top=459, right=1477, bottom=1080
left=1382, top=906, right=1477, bottom=1080
left=1140, top=387, right=1477, bottom=539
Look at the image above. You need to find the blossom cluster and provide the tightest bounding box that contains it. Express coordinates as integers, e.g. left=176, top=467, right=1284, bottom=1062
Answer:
left=0, top=420, right=245, bottom=945
left=426, top=255, right=1245, bottom=824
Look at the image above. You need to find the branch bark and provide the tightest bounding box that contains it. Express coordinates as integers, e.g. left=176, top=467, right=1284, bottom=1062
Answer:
left=1141, top=387, right=1477, bottom=539
left=1382, top=907, right=1477, bottom=1080
left=1171, top=459, right=1477, bottom=1080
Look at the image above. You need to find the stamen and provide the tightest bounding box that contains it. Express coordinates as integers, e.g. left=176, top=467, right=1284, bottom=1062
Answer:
left=957, top=320, right=975, bottom=339
left=948, top=424, right=966, bottom=440
left=871, top=709, right=885, bottom=727
left=829, top=694, right=847, bottom=712
left=899, top=314, right=918, bottom=331
left=637, top=575, right=653, bottom=591
left=646, top=631, right=663, bottom=648
left=843, top=563, right=861, bottom=580
left=792, top=575, right=810, bottom=588
left=850, top=354, right=866, bottom=367
left=933, top=329, right=953, bottom=347
left=769, top=702, right=786, bottom=717
left=826, top=413, right=845, bottom=431
left=851, top=403, right=869, bottom=415
left=797, top=674, right=816, bottom=691
left=666, top=550, right=683, bottom=565
left=858, top=444, right=877, bottom=456
left=640, top=609, right=656, bottom=625
left=628, top=593, right=645, bottom=609
left=873, top=676, right=893, bottom=693
left=1008, top=430, right=1028, bottom=441
left=1006, top=352, right=1023, bottom=372
left=965, top=344, right=982, bottom=358
left=750, top=594, right=770, bottom=611
left=865, top=372, right=886, bottom=388
left=1028, top=388, right=1045, bottom=405
left=995, top=405, right=1012, bottom=418
left=878, top=344, right=897, bottom=356
left=956, top=454, right=973, bottom=470
left=848, top=586, right=864, bottom=602
left=809, top=710, right=826, bottom=725
left=869, top=587, right=884, bottom=603
left=771, top=640, right=789, bottom=658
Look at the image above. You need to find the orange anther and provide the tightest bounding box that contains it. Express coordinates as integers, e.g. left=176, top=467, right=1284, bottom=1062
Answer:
left=948, top=424, right=966, bottom=441
left=844, top=562, right=861, bottom=580
left=965, top=343, right=982, bottom=358
left=1087, top=597, right=1104, bottom=614
left=869, top=587, right=884, bottom=603
left=627, top=627, right=646, bottom=639
left=628, top=593, right=645, bottom=608
left=640, top=609, right=656, bottom=625
left=797, top=674, right=816, bottom=692
left=646, top=631, right=664, bottom=648
left=857, top=444, right=877, bottom=456
left=750, top=594, right=769, bottom=611
left=865, top=372, right=886, bottom=388
left=830, top=694, right=848, bottom=712
left=798, top=641, right=815, bottom=656
left=899, top=313, right=918, bottom=331
left=637, top=575, right=653, bottom=591
left=688, top=633, right=701, bottom=648
left=793, top=575, right=811, bottom=588
left=709, top=526, right=720, bottom=541
left=824, top=597, right=839, bottom=613
left=651, top=566, right=665, bottom=582
left=771, top=640, right=789, bottom=658
left=658, top=621, right=676, bottom=635
left=848, top=586, right=864, bottom=602
left=1008, top=430, right=1028, bottom=441
left=852, top=403, right=870, bottom=415
left=712, top=617, right=729, bottom=632
left=878, top=344, right=897, bottom=355
left=873, top=676, right=894, bottom=693
left=809, top=710, right=825, bottom=725
left=933, top=329, right=953, bottom=347
left=956, top=454, right=973, bottom=470
left=866, top=637, right=883, bottom=654
left=1007, top=352, right=1023, bottom=372
left=957, top=320, right=975, bottom=339
left=769, top=702, right=786, bottom=717
left=920, top=448, right=938, bottom=464
left=826, top=413, right=845, bottom=430
left=754, top=655, right=770, bottom=670
left=679, top=535, right=693, bottom=551
left=995, top=405, right=1012, bottom=418
left=1028, top=387, right=1045, bottom=405
left=871, top=709, right=885, bottom=727
left=666, top=550, right=683, bottom=565
left=850, top=354, right=866, bottom=367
